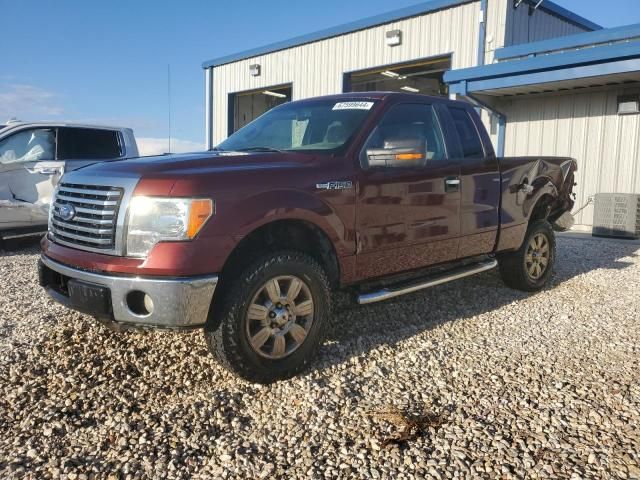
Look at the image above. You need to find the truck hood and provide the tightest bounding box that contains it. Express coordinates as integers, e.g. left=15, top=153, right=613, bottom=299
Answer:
left=75, top=151, right=313, bottom=178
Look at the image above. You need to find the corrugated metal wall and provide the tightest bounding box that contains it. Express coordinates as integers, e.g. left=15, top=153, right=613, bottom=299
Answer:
left=505, top=4, right=588, bottom=46
left=211, top=1, right=481, bottom=143
left=485, top=0, right=589, bottom=63
left=502, top=85, right=640, bottom=226
left=485, top=0, right=509, bottom=63
left=481, top=0, right=592, bottom=153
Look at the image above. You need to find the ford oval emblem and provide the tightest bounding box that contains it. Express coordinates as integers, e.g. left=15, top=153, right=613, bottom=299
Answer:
left=58, top=203, right=76, bottom=221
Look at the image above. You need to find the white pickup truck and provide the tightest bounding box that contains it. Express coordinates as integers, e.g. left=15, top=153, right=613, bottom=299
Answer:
left=0, top=122, right=139, bottom=242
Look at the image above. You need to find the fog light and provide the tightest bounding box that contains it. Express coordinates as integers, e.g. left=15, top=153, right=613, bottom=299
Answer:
left=126, top=290, right=153, bottom=316
left=144, top=294, right=154, bottom=314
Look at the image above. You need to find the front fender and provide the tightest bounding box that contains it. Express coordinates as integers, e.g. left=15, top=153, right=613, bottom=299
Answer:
left=208, top=188, right=355, bottom=258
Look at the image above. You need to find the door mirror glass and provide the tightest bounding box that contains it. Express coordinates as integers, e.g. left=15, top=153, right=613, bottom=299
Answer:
left=0, top=128, right=56, bottom=164
left=366, top=136, right=427, bottom=167
left=360, top=103, right=446, bottom=169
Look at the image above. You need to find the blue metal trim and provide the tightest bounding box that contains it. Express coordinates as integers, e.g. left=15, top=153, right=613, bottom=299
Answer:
left=465, top=92, right=505, bottom=116
left=205, top=68, right=214, bottom=150
left=461, top=57, right=640, bottom=93
left=202, top=0, right=478, bottom=68
left=496, top=22, right=640, bottom=60
left=531, top=0, right=601, bottom=32
left=477, top=0, right=487, bottom=67
left=445, top=40, right=640, bottom=84
left=497, top=114, right=505, bottom=157
left=227, top=93, right=234, bottom=138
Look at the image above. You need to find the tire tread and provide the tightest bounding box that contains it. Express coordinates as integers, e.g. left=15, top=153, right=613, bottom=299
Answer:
left=205, top=250, right=330, bottom=383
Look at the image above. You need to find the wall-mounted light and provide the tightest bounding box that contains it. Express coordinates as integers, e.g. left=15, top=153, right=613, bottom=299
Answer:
left=263, top=90, right=287, bottom=98
left=249, top=64, right=261, bottom=76
left=401, top=86, right=419, bottom=93
left=381, top=70, right=400, bottom=78
left=386, top=29, right=402, bottom=47
left=618, top=94, right=640, bottom=115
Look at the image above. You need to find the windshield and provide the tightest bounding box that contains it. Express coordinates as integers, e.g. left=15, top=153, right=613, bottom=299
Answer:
left=218, top=99, right=377, bottom=153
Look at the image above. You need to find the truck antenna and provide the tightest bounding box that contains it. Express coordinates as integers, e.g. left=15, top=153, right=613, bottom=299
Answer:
left=168, top=63, right=172, bottom=154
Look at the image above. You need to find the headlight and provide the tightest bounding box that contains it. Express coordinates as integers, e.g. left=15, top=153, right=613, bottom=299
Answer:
left=126, top=197, right=213, bottom=258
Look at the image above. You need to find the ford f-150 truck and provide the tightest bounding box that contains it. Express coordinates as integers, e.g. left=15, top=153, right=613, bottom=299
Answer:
left=39, top=92, right=576, bottom=383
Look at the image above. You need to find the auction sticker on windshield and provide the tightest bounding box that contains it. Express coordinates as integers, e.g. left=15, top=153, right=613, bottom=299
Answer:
left=332, top=101, right=374, bottom=110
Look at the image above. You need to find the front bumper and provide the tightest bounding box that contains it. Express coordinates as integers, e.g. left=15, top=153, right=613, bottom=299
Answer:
left=39, top=255, right=218, bottom=330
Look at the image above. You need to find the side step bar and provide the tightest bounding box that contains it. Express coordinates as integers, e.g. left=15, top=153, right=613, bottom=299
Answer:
left=357, top=259, right=498, bottom=305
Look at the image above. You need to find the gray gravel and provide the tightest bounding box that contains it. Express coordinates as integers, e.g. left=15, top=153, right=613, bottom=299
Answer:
left=1, top=236, right=639, bottom=479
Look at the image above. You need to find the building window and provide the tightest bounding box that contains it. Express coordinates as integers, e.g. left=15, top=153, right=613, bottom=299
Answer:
left=344, top=56, right=451, bottom=97
left=228, top=85, right=292, bottom=135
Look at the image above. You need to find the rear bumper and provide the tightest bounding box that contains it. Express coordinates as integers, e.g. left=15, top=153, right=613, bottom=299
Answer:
left=39, top=255, right=218, bottom=330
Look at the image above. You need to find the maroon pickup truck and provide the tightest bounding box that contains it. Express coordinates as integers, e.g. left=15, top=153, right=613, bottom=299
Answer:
left=39, top=92, right=576, bottom=382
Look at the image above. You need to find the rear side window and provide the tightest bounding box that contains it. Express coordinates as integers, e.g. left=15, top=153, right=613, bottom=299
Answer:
left=449, top=108, right=484, bottom=159
left=57, top=128, right=122, bottom=160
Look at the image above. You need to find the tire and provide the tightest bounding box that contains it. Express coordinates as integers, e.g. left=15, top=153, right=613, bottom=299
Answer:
left=498, top=220, right=556, bottom=292
left=204, top=251, right=331, bottom=383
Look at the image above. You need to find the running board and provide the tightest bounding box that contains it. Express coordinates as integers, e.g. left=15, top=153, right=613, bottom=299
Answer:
left=357, top=259, right=498, bottom=305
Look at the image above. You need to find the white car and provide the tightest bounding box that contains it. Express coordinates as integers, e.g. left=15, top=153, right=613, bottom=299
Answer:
left=0, top=122, right=139, bottom=241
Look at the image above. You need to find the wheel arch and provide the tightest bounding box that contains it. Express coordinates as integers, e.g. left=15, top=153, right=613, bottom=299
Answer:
left=207, top=218, right=341, bottom=330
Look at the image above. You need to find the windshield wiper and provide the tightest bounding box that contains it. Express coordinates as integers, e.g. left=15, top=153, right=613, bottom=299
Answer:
left=236, top=146, right=283, bottom=153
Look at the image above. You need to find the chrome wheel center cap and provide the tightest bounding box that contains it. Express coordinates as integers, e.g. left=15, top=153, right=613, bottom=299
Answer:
left=273, top=307, right=289, bottom=327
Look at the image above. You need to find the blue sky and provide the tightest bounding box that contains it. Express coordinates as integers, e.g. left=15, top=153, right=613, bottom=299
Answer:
left=1, top=0, right=638, bottom=153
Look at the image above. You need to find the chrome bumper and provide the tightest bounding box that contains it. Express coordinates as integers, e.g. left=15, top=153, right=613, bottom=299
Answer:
left=39, top=255, right=218, bottom=329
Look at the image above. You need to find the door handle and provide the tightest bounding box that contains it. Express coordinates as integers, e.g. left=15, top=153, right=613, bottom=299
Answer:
left=445, top=177, right=461, bottom=192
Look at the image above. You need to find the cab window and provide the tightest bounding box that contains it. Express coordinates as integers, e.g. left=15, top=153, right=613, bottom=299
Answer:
left=57, top=128, right=122, bottom=160
left=0, top=128, right=56, bottom=164
left=449, top=107, right=484, bottom=159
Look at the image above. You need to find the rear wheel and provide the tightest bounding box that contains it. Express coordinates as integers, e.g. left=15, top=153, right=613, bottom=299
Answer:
left=205, top=251, right=330, bottom=383
left=498, top=220, right=556, bottom=292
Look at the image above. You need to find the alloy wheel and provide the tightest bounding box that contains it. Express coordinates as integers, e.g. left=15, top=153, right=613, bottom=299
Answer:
left=525, top=233, right=550, bottom=280
left=245, top=275, right=315, bottom=359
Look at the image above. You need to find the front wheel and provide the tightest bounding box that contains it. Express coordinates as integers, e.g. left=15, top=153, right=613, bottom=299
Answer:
left=204, top=251, right=331, bottom=383
left=498, top=220, right=556, bottom=292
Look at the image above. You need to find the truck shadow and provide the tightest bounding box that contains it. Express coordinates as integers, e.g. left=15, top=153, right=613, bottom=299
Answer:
left=313, top=237, right=639, bottom=373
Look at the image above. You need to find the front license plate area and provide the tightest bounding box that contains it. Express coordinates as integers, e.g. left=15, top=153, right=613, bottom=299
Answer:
left=67, top=279, right=112, bottom=316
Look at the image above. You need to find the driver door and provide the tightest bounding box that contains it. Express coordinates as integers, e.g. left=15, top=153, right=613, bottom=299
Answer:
left=355, top=102, right=461, bottom=280
left=0, top=127, right=63, bottom=229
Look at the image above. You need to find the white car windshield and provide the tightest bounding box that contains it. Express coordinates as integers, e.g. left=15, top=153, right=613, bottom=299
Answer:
left=218, top=99, right=378, bottom=154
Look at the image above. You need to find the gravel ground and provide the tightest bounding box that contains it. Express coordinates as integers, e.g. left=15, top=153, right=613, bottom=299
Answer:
left=0, top=236, right=639, bottom=479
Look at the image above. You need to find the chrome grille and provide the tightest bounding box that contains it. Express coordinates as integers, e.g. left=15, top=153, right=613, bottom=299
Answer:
left=50, top=182, right=124, bottom=251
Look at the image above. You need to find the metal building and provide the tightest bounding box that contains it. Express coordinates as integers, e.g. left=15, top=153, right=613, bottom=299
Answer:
left=446, top=24, right=640, bottom=226
left=202, top=0, right=640, bottom=228
left=203, top=0, right=596, bottom=144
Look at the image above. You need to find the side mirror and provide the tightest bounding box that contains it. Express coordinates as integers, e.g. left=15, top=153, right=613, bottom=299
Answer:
left=366, top=137, right=427, bottom=168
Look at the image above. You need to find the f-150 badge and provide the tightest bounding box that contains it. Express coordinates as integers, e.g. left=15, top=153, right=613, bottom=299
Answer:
left=316, top=181, right=353, bottom=190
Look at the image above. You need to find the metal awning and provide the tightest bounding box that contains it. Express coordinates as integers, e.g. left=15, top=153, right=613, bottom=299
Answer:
left=444, top=23, right=640, bottom=100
